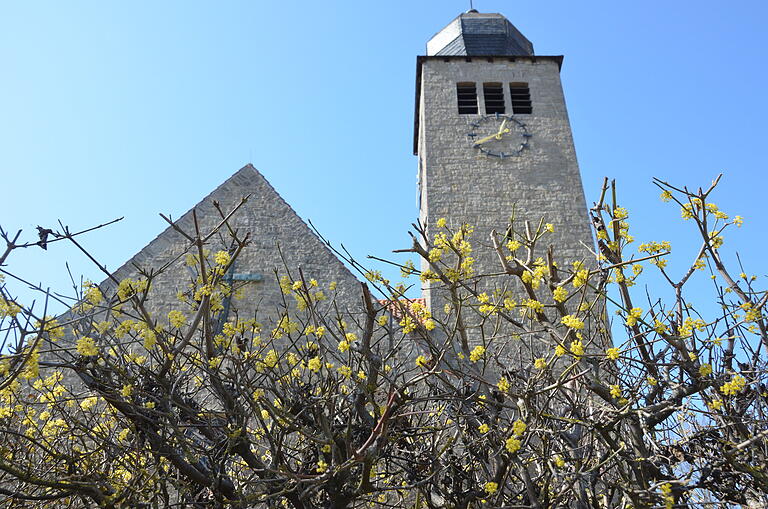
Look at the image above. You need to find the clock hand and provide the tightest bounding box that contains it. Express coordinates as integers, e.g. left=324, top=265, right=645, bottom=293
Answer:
left=474, top=132, right=502, bottom=146
left=497, top=118, right=508, bottom=136
left=474, top=127, right=513, bottom=146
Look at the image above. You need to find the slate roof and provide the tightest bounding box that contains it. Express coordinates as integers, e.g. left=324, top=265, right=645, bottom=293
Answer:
left=426, top=11, right=534, bottom=57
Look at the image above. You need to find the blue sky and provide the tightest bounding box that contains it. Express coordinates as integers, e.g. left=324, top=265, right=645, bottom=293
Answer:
left=1, top=0, right=767, bottom=311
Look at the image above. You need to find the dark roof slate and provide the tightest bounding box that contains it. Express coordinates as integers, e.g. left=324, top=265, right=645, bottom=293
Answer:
left=427, top=11, right=534, bottom=57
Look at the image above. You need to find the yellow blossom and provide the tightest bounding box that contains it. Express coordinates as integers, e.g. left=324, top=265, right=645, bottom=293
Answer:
left=573, top=269, right=589, bottom=288
left=140, top=328, right=157, bottom=350
left=168, top=310, right=186, bottom=328
left=478, top=423, right=490, bottom=434
left=625, top=307, right=643, bottom=327
left=0, top=298, right=22, bottom=318
left=505, top=436, right=521, bottom=453
left=497, top=377, right=510, bottom=392
left=708, top=231, right=724, bottom=249
left=720, top=374, right=746, bottom=396
left=484, top=482, right=498, bottom=495
left=534, top=357, right=548, bottom=369
left=569, top=340, right=584, bottom=357
left=428, top=248, right=442, bottom=262
left=307, top=356, right=322, bottom=373
left=263, top=350, right=279, bottom=369
left=80, top=396, right=99, bottom=411
left=681, top=203, right=695, bottom=220
left=561, top=314, right=584, bottom=330
left=606, top=347, right=620, bottom=361
left=469, top=345, right=486, bottom=362
left=37, top=317, right=65, bottom=342
left=83, top=282, right=103, bottom=306
left=520, top=298, right=543, bottom=315
left=512, top=420, right=526, bottom=436
left=214, top=250, right=231, bottom=266
left=76, top=337, right=98, bottom=357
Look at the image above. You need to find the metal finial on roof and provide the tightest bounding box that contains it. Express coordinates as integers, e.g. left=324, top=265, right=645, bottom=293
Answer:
left=468, top=0, right=478, bottom=12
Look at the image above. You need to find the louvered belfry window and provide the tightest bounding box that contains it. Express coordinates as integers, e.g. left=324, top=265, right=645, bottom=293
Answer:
left=510, top=83, right=532, bottom=114
left=483, top=82, right=505, bottom=114
left=456, top=82, right=478, bottom=114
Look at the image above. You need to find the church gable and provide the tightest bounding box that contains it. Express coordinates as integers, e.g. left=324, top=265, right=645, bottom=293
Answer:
left=101, top=164, right=363, bottom=324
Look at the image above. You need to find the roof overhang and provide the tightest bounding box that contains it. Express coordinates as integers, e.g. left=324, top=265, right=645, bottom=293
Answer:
left=412, top=54, right=564, bottom=155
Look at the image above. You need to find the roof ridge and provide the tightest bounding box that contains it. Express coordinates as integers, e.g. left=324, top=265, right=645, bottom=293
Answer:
left=102, top=164, right=359, bottom=290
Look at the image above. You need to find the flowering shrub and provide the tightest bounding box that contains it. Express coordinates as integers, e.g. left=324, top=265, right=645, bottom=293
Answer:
left=0, top=177, right=766, bottom=508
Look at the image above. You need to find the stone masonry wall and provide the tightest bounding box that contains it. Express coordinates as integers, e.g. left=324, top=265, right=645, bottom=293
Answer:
left=99, top=164, right=365, bottom=330
left=418, top=58, right=596, bottom=352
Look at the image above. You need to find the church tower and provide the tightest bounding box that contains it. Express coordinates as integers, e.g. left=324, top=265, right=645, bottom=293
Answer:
left=415, top=11, right=594, bottom=311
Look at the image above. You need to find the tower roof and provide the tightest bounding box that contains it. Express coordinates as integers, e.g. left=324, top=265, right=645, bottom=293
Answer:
left=426, top=11, right=534, bottom=57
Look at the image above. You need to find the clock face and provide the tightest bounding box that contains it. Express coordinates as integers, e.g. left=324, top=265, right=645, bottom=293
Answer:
left=466, top=114, right=531, bottom=158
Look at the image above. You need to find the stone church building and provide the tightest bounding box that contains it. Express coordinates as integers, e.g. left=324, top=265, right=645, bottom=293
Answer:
left=101, top=10, right=593, bottom=327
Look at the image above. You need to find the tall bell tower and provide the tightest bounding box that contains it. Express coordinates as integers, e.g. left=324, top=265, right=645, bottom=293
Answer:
left=415, top=10, right=594, bottom=312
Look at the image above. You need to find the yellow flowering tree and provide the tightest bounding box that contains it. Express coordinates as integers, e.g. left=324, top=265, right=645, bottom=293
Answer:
left=0, top=176, right=766, bottom=508
left=0, top=210, right=440, bottom=507
left=384, top=175, right=767, bottom=508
